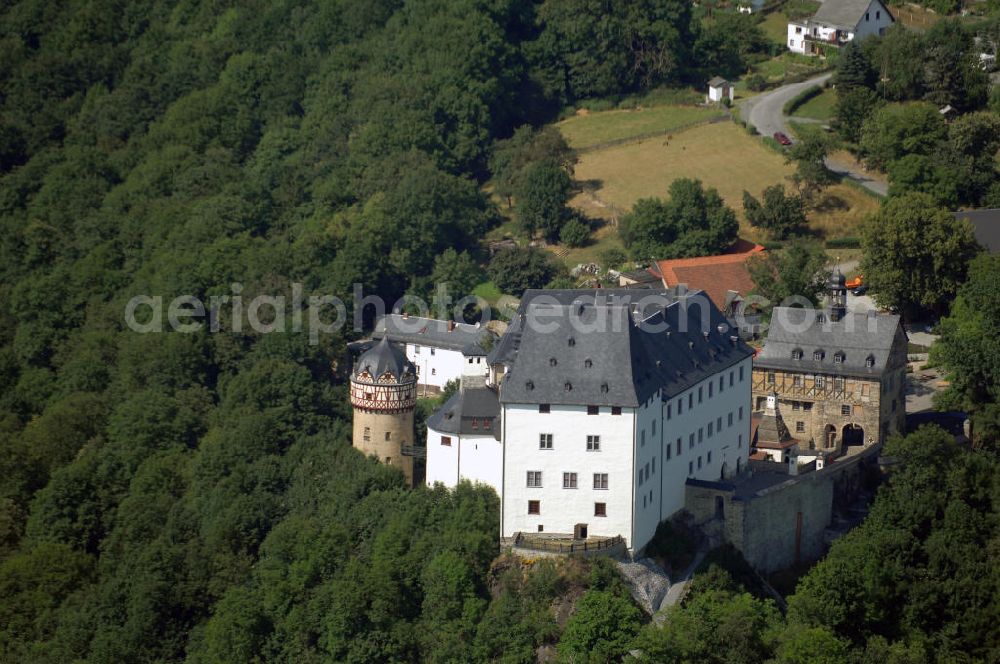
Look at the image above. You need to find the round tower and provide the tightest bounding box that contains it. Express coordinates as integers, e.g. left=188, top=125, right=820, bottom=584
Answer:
left=350, top=337, right=417, bottom=486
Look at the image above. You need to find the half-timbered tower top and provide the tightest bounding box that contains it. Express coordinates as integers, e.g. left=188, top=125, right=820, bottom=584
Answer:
left=352, top=337, right=416, bottom=385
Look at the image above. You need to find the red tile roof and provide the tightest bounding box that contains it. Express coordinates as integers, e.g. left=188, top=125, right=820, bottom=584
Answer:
left=649, top=241, right=765, bottom=311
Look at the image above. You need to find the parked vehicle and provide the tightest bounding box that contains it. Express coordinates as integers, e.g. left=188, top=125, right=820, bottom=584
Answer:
left=852, top=285, right=867, bottom=296
left=846, top=275, right=863, bottom=289
left=773, top=131, right=792, bottom=146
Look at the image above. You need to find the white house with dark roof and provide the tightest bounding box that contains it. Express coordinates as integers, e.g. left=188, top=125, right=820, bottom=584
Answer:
left=495, top=289, right=754, bottom=554
left=788, top=0, right=894, bottom=54
left=425, top=343, right=503, bottom=492
left=373, top=314, right=495, bottom=391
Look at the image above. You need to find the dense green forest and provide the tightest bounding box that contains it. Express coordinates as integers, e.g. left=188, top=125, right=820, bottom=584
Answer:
left=1, top=0, right=998, bottom=661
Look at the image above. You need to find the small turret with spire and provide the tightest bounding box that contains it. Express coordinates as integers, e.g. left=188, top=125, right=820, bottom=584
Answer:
left=827, top=267, right=847, bottom=323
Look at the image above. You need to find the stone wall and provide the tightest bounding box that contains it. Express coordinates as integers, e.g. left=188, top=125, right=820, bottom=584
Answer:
left=684, top=448, right=876, bottom=573
left=353, top=409, right=415, bottom=486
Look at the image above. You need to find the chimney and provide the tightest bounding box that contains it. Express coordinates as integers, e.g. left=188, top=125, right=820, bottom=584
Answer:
left=448, top=320, right=456, bottom=332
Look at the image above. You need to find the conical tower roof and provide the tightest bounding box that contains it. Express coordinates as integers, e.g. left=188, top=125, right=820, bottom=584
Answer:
left=353, top=337, right=415, bottom=383
left=756, top=393, right=793, bottom=446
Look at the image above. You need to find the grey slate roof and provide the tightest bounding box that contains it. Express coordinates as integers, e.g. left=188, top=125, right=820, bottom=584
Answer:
left=707, top=77, right=728, bottom=87
left=811, top=0, right=890, bottom=29
left=373, top=314, right=494, bottom=352
left=954, top=208, right=1000, bottom=254
left=353, top=337, right=416, bottom=382
left=755, top=307, right=906, bottom=378
left=497, top=289, right=753, bottom=407
left=426, top=386, right=500, bottom=439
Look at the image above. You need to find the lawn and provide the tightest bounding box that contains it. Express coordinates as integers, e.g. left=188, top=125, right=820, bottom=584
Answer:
left=556, top=105, right=725, bottom=150
left=790, top=88, right=836, bottom=121
left=568, top=121, right=877, bottom=243
left=751, top=52, right=826, bottom=84
left=760, top=12, right=789, bottom=45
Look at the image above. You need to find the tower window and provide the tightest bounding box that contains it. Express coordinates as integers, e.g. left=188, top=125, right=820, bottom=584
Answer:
left=611, top=406, right=622, bottom=415
left=593, top=473, right=608, bottom=489
left=834, top=352, right=845, bottom=364
left=527, top=471, right=542, bottom=487
left=866, top=355, right=875, bottom=368
left=594, top=502, right=607, bottom=517
left=563, top=472, right=578, bottom=489
left=792, top=349, right=803, bottom=360
left=441, top=436, right=452, bottom=446
left=528, top=500, right=540, bottom=515
left=385, top=431, right=391, bottom=441
left=587, top=435, right=601, bottom=451
left=540, top=433, right=553, bottom=449
left=842, top=404, right=852, bottom=415
left=587, top=405, right=599, bottom=415
left=539, top=404, right=550, bottom=413
left=796, top=421, right=805, bottom=433
left=814, top=350, right=824, bottom=361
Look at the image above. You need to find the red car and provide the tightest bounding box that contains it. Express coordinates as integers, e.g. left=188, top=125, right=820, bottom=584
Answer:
left=773, top=131, right=792, bottom=146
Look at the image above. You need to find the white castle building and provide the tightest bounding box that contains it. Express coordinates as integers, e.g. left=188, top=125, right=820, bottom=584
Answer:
left=373, top=314, right=494, bottom=391
left=425, top=288, right=754, bottom=554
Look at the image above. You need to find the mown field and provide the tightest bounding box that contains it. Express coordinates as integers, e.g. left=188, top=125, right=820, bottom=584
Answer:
left=790, top=88, right=836, bottom=120
left=565, top=118, right=877, bottom=252
left=556, top=105, right=724, bottom=150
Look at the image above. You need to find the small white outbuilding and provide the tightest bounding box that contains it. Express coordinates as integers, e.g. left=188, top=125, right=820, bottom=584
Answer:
left=707, top=77, right=734, bottom=104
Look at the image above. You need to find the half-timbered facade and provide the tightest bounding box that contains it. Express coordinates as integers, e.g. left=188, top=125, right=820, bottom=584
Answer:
left=752, top=274, right=907, bottom=456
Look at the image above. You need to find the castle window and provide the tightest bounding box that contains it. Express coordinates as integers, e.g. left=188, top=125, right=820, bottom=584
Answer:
left=709, top=382, right=713, bottom=398
left=835, top=377, right=845, bottom=390
left=707, top=451, right=712, bottom=464
left=667, top=404, right=672, bottom=419
left=385, top=457, right=392, bottom=464
left=431, top=368, right=436, bottom=375
left=866, top=355, right=875, bottom=368
left=689, top=394, right=694, bottom=409
left=549, top=357, right=557, bottom=367
left=842, top=404, right=852, bottom=415
left=792, top=349, right=803, bottom=360
left=689, top=461, right=694, bottom=475
left=698, top=428, right=704, bottom=443
left=739, top=406, right=744, bottom=420
left=676, top=438, right=682, bottom=456
left=594, top=473, right=608, bottom=489
left=699, top=386, right=703, bottom=403
left=595, top=502, right=607, bottom=517
left=792, top=401, right=800, bottom=411
left=708, top=422, right=714, bottom=437
left=738, top=434, right=743, bottom=447
left=815, top=376, right=826, bottom=388
left=563, top=472, right=578, bottom=489
left=689, top=434, right=695, bottom=449
left=698, top=456, right=702, bottom=469
left=584, top=358, right=593, bottom=368
left=587, top=405, right=599, bottom=415
left=430, top=348, right=435, bottom=356
left=539, top=433, right=553, bottom=449
left=365, top=391, right=373, bottom=400
left=528, top=500, right=540, bottom=515
left=730, top=371, right=734, bottom=387
left=720, top=376, right=725, bottom=392
left=666, top=444, right=672, bottom=460
left=803, top=402, right=813, bottom=411
left=796, top=421, right=805, bottom=433
left=568, top=337, right=575, bottom=347
left=414, top=345, right=421, bottom=354
left=814, top=350, right=824, bottom=361
left=483, top=419, right=491, bottom=430
left=364, top=427, right=371, bottom=442
left=728, top=412, right=734, bottom=426
left=641, top=430, right=646, bottom=447
left=441, top=436, right=452, bottom=446
left=587, top=435, right=601, bottom=451
left=385, top=431, right=391, bottom=441
left=767, top=371, right=775, bottom=384
left=834, top=352, right=845, bottom=364
left=471, top=418, right=478, bottom=430
left=739, top=366, right=745, bottom=381
left=652, top=420, right=657, bottom=435
left=539, top=404, right=550, bottom=413
left=678, top=399, right=683, bottom=414
left=611, top=406, right=622, bottom=415
left=794, top=375, right=803, bottom=387
left=537, top=524, right=544, bottom=532
left=637, top=469, right=643, bottom=487
left=527, top=471, right=542, bottom=488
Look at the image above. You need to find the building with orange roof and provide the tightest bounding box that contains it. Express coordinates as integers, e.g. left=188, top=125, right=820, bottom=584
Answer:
left=647, top=240, right=765, bottom=336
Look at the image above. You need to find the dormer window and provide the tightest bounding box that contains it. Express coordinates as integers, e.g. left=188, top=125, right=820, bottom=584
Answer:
left=564, top=381, right=573, bottom=392
left=792, top=349, right=803, bottom=360
left=549, top=357, right=558, bottom=367
left=866, top=355, right=875, bottom=368
left=813, top=350, right=824, bottom=361
left=568, top=337, right=576, bottom=347
left=834, top=352, right=845, bottom=364
left=584, top=358, right=593, bottom=368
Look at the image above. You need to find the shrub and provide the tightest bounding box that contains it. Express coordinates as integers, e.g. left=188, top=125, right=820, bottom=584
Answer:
left=559, top=217, right=591, bottom=247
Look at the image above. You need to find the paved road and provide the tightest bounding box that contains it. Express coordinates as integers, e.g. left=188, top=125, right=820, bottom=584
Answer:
left=739, top=74, right=888, bottom=197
